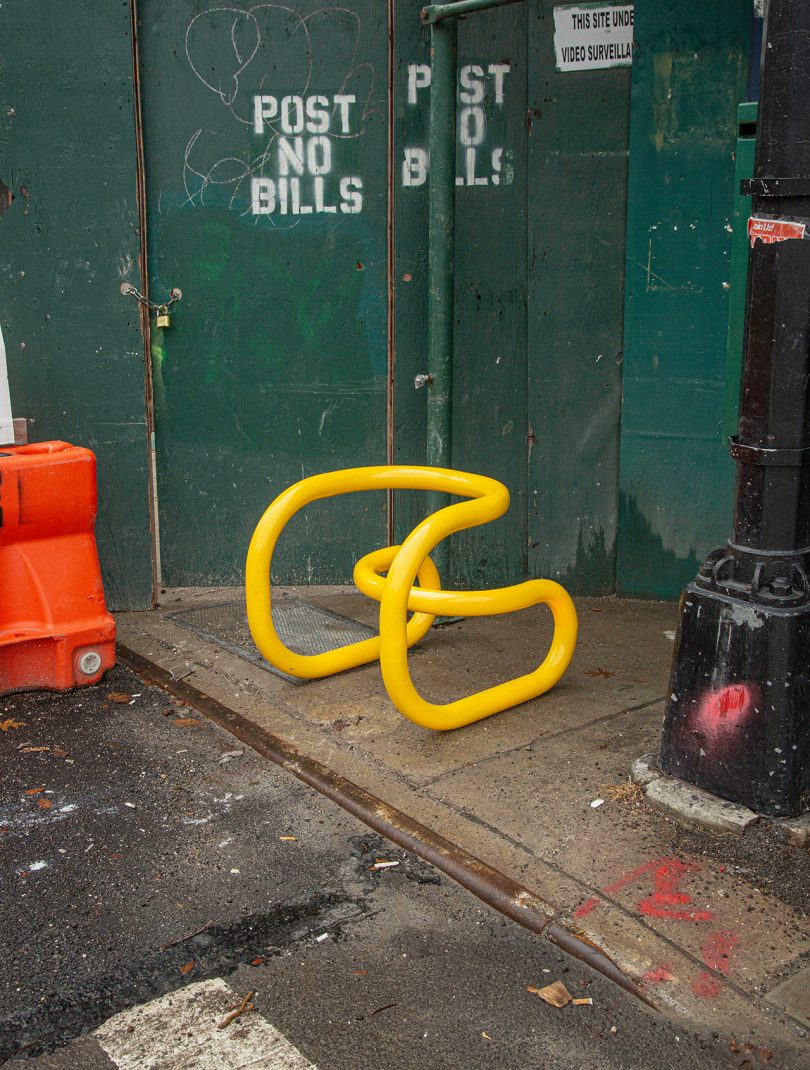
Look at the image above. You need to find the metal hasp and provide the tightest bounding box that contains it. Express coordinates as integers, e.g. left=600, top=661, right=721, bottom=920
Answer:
left=420, top=0, right=527, bottom=477
left=659, top=0, right=810, bottom=818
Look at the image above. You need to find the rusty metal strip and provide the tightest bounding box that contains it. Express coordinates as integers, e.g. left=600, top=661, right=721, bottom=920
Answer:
left=118, top=643, right=655, bottom=1008
left=546, top=925, right=658, bottom=1008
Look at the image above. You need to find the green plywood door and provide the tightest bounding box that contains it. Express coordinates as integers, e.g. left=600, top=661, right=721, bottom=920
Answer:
left=0, top=1, right=152, bottom=611
left=138, top=3, right=389, bottom=586
left=618, top=0, right=752, bottom=599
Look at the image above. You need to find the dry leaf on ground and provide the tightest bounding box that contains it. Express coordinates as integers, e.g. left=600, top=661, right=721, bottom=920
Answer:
left=527, top=981, right=573, bottom=1008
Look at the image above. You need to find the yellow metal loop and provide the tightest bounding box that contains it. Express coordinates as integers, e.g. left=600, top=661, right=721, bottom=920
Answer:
left=245, top=466, right=578, bottom=730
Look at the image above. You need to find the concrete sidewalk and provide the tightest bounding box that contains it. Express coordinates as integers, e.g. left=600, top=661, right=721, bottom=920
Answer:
left=118, top=587, right=810, bottom=1059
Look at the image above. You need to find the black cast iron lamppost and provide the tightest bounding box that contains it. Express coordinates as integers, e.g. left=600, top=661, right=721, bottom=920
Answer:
left=659, top=0, right=810, bottom=818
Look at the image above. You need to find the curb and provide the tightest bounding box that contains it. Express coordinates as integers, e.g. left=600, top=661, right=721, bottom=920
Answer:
left=118, top=643, right=656, bottom=1010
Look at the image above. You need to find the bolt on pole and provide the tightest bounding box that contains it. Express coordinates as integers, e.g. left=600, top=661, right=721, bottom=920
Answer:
left=658, top=0, right=810, bottom=818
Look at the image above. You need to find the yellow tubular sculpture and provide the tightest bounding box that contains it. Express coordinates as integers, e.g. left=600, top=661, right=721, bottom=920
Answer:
left=245, top=466, right=578, bottom=731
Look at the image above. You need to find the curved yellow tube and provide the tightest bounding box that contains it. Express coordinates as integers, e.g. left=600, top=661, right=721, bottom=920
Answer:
left=245, top=465, right=578, bottom=730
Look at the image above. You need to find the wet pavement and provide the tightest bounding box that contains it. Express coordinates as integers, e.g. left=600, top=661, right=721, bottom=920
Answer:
left=1, top=665, right=797, bottom=1068
left=116, top=587, right=810, bottom=1053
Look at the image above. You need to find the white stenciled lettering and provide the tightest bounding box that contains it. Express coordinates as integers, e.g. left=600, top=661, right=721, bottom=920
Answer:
left=253, top=95, right=278, bottom=135
left=463, top=147, right=488, bottom=186
left=291, top=177, right=313, bottom=215
left=313, top=176, right=337, bottom=213
left=407, top=64, right=431, bottom=104
left=487, top=63, right=510, bottom=104
left=402, top=147, right=428, bottom=187
left=340, top=177, right=363, bottom=214
left=280, top=95, right=306, bottom=134
left=401, top=58, right=513, bottom=192
left=251, top=177, right=275, bottom=213
left=333, top=95, right=356, bottom=134
left=305, top=95, right=330, bottom=134
left=459, top=106, right=485, bottom=147
left=278, top=137, right=305, bottom=176
left=307, top=136, right=331, bottom=176
left=249, top=89, right=364, bottom=217
left=459, top=65, right=485, bottom=104
left=491, top=147, right=502, bottom=186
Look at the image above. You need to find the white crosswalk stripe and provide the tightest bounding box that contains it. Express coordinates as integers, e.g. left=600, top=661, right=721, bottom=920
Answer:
left=95, top=979, right=316, bottom=1070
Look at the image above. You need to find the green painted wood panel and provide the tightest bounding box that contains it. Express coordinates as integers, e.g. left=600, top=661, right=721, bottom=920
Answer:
left=0, top=0, right=153, bottom=610
left=526, top=0, right=630, bottom=595
left=138, top=2, right=389, bottom=586
left=617, top=0, right=752, bottom=599
left=393, top=0, right=529, bottom=589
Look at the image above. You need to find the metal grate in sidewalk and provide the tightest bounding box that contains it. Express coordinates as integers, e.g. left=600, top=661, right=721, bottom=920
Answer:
left=169, top=595, right=377, bottom=684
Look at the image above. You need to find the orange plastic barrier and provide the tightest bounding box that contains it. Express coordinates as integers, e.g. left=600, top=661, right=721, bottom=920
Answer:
left=0, top=441, right=116, bottom=694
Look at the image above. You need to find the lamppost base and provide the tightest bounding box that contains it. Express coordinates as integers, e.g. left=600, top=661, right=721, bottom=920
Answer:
left=659, top=581, right=810, bottom=818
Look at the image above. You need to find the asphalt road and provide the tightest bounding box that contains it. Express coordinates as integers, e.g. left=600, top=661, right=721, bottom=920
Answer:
left=0, top=666, right=783, bottom=1068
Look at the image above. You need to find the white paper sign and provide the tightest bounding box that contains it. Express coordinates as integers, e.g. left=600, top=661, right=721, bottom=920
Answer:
left=553, top=4, right=634, bottom=72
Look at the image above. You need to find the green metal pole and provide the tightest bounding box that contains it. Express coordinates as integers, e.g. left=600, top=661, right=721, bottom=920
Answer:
left=422, top=0, right=526, bottom=24
left=425, top=15, right=458, bottom=473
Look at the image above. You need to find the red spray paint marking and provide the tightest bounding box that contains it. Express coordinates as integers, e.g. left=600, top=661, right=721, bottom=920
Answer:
left=572, top=858, right=739, bottom=1000
left=691, top=931, right=739, bottom=999
left=573, top=857, right=714, bottom=923
left=642, top=964, right=676, bottom=985
left=636, top=860, right=714, bottom=923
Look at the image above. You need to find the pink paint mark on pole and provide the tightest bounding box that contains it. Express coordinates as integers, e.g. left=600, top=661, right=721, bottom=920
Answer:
left=693, top=682, right=758, bottom=744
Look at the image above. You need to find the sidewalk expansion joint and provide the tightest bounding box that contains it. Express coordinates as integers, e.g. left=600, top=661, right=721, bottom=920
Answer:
left=118, top=643, right=656, bottom=1012
left=417, top=694, right=668, bottom=788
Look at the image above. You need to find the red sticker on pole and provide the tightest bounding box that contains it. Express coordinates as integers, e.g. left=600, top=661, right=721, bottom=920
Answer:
left=748, top=216, right=807, bottom=247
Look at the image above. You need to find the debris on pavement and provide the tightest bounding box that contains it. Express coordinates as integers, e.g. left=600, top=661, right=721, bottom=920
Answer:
left=572, top=998, right=593, bottom=1006
left=370, top=1003, right=397, bottom=1016
left=159, top=919, right=213, bottom=952
left=602, top=783, right=644, bottom=805
left=315, top=933, right=329, bottom=943
left=171, top=717, right=200, bottom=727
left=179, top=961, right=196, bottom=976
left=590, top=798, right=605, bottom=809
left=527, top=981, right=573, bottom=1008
left=107, top=693, right=132, bottom=704
left=218, top=750, right=244, bottom=764
left=217, top=990, right=255, bottom=1030
left=371, top=860, right=400, bottom=870
left=279, top=835, right=297, bottom=842
left=0, top=718, right=26, bottom=731
left=481, top=1031, right=492, bottom=1040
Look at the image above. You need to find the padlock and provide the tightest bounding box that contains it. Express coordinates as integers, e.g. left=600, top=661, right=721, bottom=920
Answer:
left=155, top=306, right=171, bottom=329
